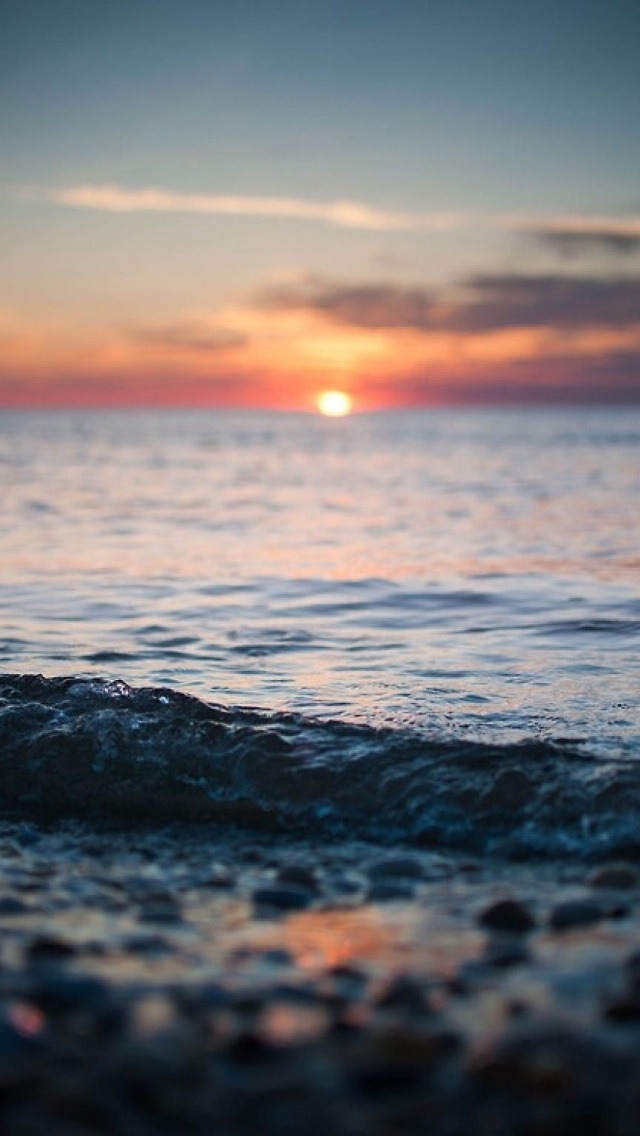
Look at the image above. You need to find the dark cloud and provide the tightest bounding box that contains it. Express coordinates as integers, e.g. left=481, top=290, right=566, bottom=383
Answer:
left=258, top=279, right=436, bottom=329
left=260, top=273, right=640, bottom=334
left=129, top=323, right=248, bottom=353
left=527, top=229, right=640, bottom=258
left=445, top=274, right=640, bottom=332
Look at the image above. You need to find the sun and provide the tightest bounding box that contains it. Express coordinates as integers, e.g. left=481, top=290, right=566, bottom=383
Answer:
left=316, top=390, right=353, bottom=417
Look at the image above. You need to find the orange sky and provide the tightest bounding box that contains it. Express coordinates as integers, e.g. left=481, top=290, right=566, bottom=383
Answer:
left=2, top=2, right=639, bottom=409
left=2, top=283, right=639, bottom=409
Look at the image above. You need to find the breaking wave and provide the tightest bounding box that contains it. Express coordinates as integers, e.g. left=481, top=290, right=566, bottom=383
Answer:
left=1, top=673, right=639, bottom=858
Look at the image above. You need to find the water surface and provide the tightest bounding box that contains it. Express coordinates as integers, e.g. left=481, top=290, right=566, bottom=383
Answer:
left=1, top=407, right=637, bottom=754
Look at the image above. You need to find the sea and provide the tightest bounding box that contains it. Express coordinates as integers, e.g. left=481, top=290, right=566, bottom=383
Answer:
left=1, top=406, right=639, bottom=858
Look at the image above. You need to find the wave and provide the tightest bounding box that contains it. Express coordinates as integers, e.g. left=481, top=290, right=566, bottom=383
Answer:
left=1, top=673, right=638, bottom=858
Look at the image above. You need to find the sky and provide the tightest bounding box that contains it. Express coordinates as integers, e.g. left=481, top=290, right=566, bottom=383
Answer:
left=1, top=0, right=639, bottom=410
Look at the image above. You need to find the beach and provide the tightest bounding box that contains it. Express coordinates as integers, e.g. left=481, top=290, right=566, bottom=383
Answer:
left=1, top=407, right=639, bottom=1133
left=3, top=817, right=640, bottom=1133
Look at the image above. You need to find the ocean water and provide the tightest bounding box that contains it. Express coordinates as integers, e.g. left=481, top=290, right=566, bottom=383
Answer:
left=1, top=407, right=639, bottom=856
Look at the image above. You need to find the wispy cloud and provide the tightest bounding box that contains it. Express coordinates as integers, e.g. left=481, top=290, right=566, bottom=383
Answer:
left=19, top=186, right=640, bottom=247
left=45, top=185, right=449, bottom=232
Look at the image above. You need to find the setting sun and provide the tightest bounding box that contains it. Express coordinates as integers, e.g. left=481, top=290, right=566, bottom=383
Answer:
left=316, top=390, right=353, bottom=416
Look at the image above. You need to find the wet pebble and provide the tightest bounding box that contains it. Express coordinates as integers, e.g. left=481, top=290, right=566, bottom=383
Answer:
left=252, top=886, right=312, bottom=912
left=367, top=856, right=424, bottom=881
left=367, top=880, right=416, bottom=902
left=138, top=894, right=183, bottom=925
left=549, top=898, right=603, bottom=931
left=225, top=1029, right=281, bottom=1064
left=29, top=971, right=110, bottom=1014
left=602, top=992, right=640, bottom=1023
left=25, top=934, right=77, bottom=964
left=479, top=897, right=536, bottom=933
left=589, top=863, right=639, bottom=890
left=0, top=896, right=29, bottom=915
left=275, top=863, right=320, bottom=892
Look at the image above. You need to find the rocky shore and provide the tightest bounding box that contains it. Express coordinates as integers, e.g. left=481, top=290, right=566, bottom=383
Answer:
left=2, top=819, right=640, bottom=1134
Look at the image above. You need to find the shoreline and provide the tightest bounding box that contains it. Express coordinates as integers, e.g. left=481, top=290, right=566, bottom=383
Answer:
left=2, top=819, right=640, bottom=1133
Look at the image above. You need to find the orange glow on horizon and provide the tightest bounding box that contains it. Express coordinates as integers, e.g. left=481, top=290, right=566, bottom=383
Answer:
left=1, top=298, right=639, bottom=409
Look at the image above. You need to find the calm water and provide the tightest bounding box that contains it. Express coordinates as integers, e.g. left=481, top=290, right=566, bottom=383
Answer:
left=0, top=408, right=639, bottom=853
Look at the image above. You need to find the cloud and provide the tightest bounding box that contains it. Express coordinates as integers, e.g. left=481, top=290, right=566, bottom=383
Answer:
left=445, top=274, right=640, bottom=332
left=520, top=217, right=640, bottom=258
left=259, top=273, right=640, bottom=334
left=258, top=278, right=436, bottom=328
left=19, top=187, right=640, bottom=251
left=46, top=184, right=442, bottom=231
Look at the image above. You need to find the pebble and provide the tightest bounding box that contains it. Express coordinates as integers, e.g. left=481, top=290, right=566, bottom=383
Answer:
left=589, top=863, right=639, bottom=890
left=549, top=899, right=603, bottom=931
left=25, top=934, right=77, bottom=963
left=602, top=992, right=640, bottom=1023
left=478, top=897, right=536, bottom=933
left=29, top=972, right=110, bottom=1015
left=0, top=896, right=29, bottom=915
left=367, top=880, right=416, bottom=902
left=7, top=822, right=640, bottom=1134
left=367, top=856, right=424, bottom=881
left=122, top=932, right=174, bottom=956
left=252, top=886, right=312, bottom=912
left=138, top=894, right=183, bottom=924
left=275, top=863, right=320, bottom=892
